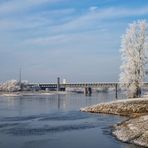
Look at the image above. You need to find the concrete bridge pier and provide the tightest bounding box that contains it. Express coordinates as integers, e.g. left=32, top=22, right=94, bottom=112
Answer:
left=115, top=83, right=118, bottom=99
left=84, top=87, right=92, bottom=96
left=57, top=77, right=60, bottom=91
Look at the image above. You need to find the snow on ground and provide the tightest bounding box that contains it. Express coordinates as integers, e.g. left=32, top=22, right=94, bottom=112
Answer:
left=80, top=97, right=148, bottom=147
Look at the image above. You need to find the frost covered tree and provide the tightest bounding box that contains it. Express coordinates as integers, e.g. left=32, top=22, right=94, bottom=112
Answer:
left=0, top=80, right=30, bottom=92
left=0, top=80, right=21, bottom=92
left=119, top=20, right=148, bottom=98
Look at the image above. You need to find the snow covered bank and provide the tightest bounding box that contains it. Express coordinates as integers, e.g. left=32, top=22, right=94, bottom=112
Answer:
left=113, top=115, right=148, bottom=147
left=80, top=98, right=148, bottom=116
left=80, top=98, right=148, bottom=147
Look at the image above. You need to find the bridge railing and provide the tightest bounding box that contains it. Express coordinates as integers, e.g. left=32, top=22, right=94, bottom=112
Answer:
left=28, top=82, right=148, bottom=88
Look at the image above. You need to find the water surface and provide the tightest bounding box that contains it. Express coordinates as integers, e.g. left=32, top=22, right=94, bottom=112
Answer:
left=0, top=92, right=140, bottom=148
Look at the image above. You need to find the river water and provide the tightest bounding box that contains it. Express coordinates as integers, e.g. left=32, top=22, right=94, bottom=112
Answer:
left=0, top=92, right=140, bottom=148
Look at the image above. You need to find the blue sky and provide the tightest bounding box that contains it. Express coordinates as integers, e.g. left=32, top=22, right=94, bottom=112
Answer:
left=0, top=0, right=148, bottom=83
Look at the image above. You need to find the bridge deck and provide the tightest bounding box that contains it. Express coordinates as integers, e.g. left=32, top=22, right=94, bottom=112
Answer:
left=29, top=83, right=118, bottom=89
left=28, top=82, right=148, bottom=89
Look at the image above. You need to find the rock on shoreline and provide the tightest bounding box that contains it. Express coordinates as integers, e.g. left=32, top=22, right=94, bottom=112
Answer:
left=80, top=98, right=148, bottom=147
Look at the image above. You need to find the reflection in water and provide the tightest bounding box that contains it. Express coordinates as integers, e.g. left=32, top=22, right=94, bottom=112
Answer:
left=57, top=94, right=60, bottom=109
left=0, top=92, right=137, bottom=148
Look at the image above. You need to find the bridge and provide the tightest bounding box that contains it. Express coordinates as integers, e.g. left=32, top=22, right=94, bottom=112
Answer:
left=28, top=81, right=148, bottom=98
left=37, top=82, right=117, bottom=88
left=28, top=82, right=118, bottom=89
left=28, top=82, right=119, bottom=97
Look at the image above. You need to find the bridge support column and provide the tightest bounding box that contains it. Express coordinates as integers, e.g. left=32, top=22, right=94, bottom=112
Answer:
left=57, top=77, right=60, bottom=91
left=115, top=84, right=118, bottom=99
left=84, top=87, right=92, bottom=96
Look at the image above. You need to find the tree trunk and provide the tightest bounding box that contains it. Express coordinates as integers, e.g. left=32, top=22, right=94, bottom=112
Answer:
left=128, top=87, right=141, bottom=98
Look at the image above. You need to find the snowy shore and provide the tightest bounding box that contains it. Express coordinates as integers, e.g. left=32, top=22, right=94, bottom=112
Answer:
left=0, top=91, right=67, bottom=97
left=80, top=98, right=148, bottom=147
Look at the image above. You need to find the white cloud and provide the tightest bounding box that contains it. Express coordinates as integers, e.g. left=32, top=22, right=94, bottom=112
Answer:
left=1, top=4, right=148, bottom=52
left=1, top=4, right=148, bottom=32
left=43, top=6, right=148, bottom=34
left=0, top=0, right=66, bottom=14
left=25, top=34, right=68, bottom=45
left=89, top=6, right=98, bottom=12
left=24, top=29, right=119, bottom=52
left=41, top=8, right=76, bottom=16
left=0, top=7, right=76, bottom=31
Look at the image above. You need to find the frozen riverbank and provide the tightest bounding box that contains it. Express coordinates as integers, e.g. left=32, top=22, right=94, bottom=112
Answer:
left=0, top=91, right=67, bottom=97
left=113, top=115, right=148, bottom=147
left=80, top=98, right=148, bottom=147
